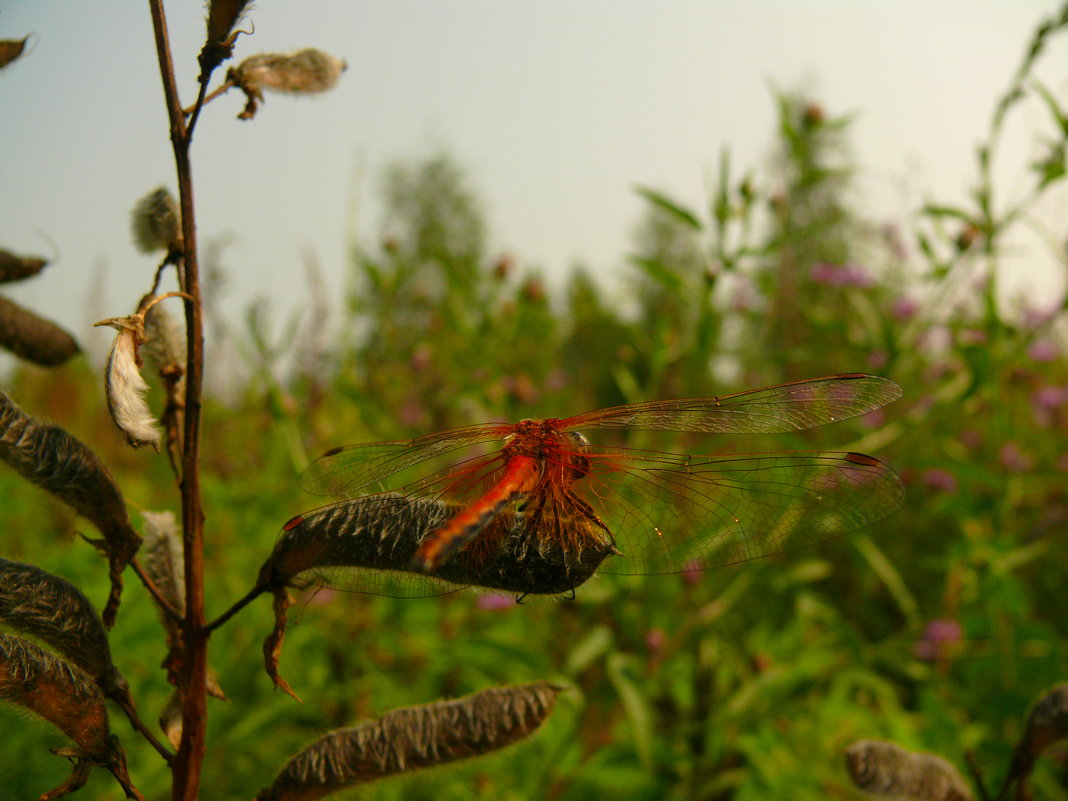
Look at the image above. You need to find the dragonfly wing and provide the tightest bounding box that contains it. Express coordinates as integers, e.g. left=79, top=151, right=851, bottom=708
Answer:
left=300, top=424, right=510, bottom=496
left=567, top=374, right=901, bottom=434
left=582, top=449, right=904, bottom=575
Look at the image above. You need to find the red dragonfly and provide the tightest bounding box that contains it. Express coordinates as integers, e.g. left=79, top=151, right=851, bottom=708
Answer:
left=293, top=373, right=903, bottom=597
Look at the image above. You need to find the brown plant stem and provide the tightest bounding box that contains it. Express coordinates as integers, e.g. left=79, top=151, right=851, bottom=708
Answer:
left=204, top=582, right=266, bottom=634
left=147, top=2, right=209, bottom=799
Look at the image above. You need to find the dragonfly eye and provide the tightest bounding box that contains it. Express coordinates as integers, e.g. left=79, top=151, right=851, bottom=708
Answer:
left=564, top=431, right=592, bottom=480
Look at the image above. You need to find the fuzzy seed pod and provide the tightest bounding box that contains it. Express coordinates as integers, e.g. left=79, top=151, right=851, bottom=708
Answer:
left=142, top=510, right=184, bottom=615
left=255, top=682, right=562, bottom=801
left=0, top=632, right=111, bottom=756
left=261, top=493, right=611, bottom=599
left=130, top=187, right=181, bottom=255
left=845, top=740, right=973, bottom=801
left=0, top=249, right=48, bottom=283
left=0, top=391, right=142, bottom=627
left=228, top=49, right=345, bottom=119
left=143, top=302, right=187, bottom=380
left=1000, top=684, right=1068, bottom=795
left=0, top=558, right=117, bottom=690
left=98, top=316, right=162, bottom=450
left=0, top=294, right=80, bottom=366
left=257, top=493, right=610, bottom=696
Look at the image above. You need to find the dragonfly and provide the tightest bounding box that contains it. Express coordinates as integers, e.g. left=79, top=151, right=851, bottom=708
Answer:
left=286, top=373, right=904, bottom=598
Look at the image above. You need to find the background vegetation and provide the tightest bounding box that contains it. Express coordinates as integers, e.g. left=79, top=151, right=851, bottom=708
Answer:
left=1, top=6, right=1067, bottom=801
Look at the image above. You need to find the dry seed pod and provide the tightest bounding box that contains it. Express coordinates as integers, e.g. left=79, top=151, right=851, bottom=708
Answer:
left=255, top=681, right=563, bottom=801
left=261, top=493, right=611, bottom=598
left=141, top=511, right=227, bottom=701
left=0, top=36, right=30, bottom=70
left=1020, top=683, right=1068, bottom=758
left=0, top=558, right=117, bottom=689
left=845, top=739, right=973, bottom=801
left=0, top=294, right=79, bottom=366
left=1002, top=683, right=1068, bottom=794
left=97, top=315, right=162, bottom=450
left=0, top=249, right=47, bottom=283
left=130, top=187, right=181, bottom=255
left=256, top=493, right=609, bottom=695
left=0, top=391, right=142, bottom=627
left=0, top=632, right=110, bottom=756
left=228, top=49, right=345, bottom=120
left=200, top=0, right=253, bottom=76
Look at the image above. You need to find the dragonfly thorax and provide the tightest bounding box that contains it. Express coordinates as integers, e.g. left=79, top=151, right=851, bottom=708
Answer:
left=502, top=420, right=592, bottom=482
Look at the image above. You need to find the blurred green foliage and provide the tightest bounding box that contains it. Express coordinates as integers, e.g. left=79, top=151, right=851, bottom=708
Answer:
left=3, top=8, right=1068, bottom=801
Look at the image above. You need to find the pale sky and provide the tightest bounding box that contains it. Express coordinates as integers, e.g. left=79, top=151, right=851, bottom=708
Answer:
left=2, top=1, right=1066, bottom=372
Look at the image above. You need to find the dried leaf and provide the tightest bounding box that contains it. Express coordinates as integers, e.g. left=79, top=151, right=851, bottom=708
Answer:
left=845, top=739, right=973, bottom=801
left=0, top=391, right=142, bottom=627
left=0, top=249, right=47, bottom=283
left=256, top=682, right=563, bottom=801
left=263, top=588, right=300, bottom=700
left=0, top=36, right=29, bottom=70
left=0, top=294, right=79, bottom=366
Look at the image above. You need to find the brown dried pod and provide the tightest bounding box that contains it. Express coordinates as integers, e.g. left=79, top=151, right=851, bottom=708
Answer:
left=1020, top=683, right=1068, bottom=759
left=261, top=493, right=612, bottom=599
left=254, top=493, right=611, bottom=695
left=142, top=511, right=227, bottom=701
left=228, top=49, right=345, bottom=120
left=845, top=739, right=973, bottom=801
left=255, top=681, right=563, bottom=801
left=0, top=557, right=117, bottom=689
left=0, top=391, right=142, bottom=627
left=201, top=0, right=254, bottom=76
left=0, top=294, right=79, bottom=366
left=1000, top=683, right=1068, bottom=797
left=0, top=632, right=110, bottom=756
left=0, top=36, right=30, bottom=70
left=0, top=249, right=47, bottom=283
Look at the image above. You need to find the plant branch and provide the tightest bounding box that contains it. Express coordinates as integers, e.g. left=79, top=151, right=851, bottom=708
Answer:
left=204, top=582, right=267, bottom=634
left=147, top=2, right=209, bottom=799
left=130, top=556, right=183, bottom=624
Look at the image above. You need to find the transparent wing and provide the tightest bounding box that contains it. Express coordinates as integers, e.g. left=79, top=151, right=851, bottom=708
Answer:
left=300, top=424, right=511, bottom=497
left=563, top=374, right=901, bottom=434
left=577, top=448, right=904, bottom=575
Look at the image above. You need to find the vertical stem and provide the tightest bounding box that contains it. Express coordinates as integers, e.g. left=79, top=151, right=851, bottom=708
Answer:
left=147, top=3, right=208, bottom=799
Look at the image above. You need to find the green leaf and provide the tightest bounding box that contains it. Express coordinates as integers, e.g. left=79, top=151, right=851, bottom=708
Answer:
left=606, top=652, right=653, bottom=770
left=633, top=185, right=703, bottom=231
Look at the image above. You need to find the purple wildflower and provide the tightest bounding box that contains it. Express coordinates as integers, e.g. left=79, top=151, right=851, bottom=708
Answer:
left=914, top=619, right=963, bottom=662
left=999, top=442, right=1033, bottom=473
left=922, top=468, right=958, bottom=493
left=1028, top=338, right=1059, bottom=363
left=477, top=593, right=515, bottom=611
